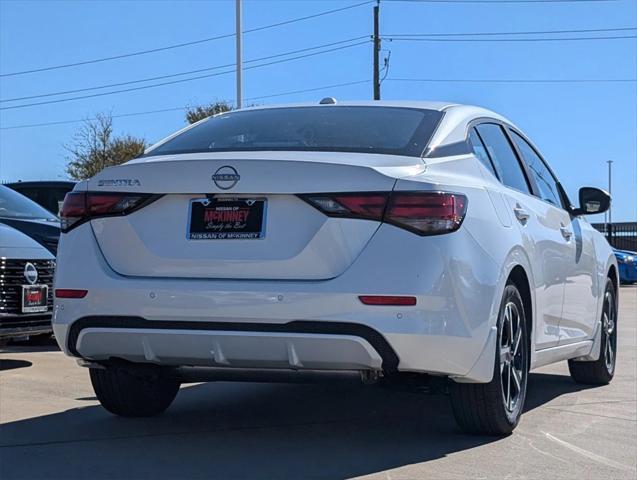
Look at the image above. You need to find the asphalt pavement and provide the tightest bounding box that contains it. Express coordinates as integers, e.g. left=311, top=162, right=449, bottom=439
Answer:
left=1, top=285, right=635, bottom=480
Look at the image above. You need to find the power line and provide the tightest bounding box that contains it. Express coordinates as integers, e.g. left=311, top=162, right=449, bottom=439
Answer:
left=385, top=27, right=636, bottom=37
left=0, top=80, right=371, bottom=130
left=0, top=37, right=368, bottom=103
left=385, top=0, right=616, bottom=3
left=385, top=34, right=637, bottom=42
left=10, top=27, right=630, bottom=104
left=387, top=77, right=637, bottom=82
left=3, top=76, right=631, bottom=130
left=0, top=106, right=189, bottom=130
left=0, top=42, right=369, bottom=111
left=0, top=1, right=373, bottom=78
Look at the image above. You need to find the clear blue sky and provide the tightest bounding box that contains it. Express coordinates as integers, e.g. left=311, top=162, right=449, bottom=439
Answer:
left=1, top=0, right=635, bottom=221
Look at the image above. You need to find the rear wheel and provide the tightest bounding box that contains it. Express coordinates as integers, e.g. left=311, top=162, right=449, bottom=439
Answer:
left=568, top=279, right=617, bottom=385
left=89, top=364, right=180, bottom=417
left=450, top=283, right=529, bottom=435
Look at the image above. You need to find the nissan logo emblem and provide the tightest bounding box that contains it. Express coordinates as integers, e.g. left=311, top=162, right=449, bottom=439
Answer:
left=212, top=166, right=240, bottom=190
left=24, top=262, right=38, bottom=285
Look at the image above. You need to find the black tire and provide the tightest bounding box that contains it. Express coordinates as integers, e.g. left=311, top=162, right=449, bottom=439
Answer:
left=89, top=364, right=180, bottom=417
left=450, top=282, right=529, bottom=435
left=568, top=278, right=617, bottom=385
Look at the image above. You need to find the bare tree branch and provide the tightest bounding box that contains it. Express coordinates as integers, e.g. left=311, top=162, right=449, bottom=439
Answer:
left=65, top=112, right=147, bottom=180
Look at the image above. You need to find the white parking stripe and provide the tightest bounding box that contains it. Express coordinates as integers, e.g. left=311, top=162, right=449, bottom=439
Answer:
left=543, top=432, right=635, bottom=472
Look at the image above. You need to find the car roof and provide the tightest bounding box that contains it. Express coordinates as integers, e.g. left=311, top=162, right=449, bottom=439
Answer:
left=239, top=100, right=507, bottom=118
left=240, top=100, right=457, bottom=112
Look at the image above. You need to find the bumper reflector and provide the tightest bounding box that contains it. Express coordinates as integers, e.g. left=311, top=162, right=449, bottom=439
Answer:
left=55, top=289, right=88, bottom=299
left=359, top=295, right=416, bottom=306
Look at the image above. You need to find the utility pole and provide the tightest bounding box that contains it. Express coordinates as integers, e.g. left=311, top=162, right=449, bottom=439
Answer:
left=236, top=0, right=243, bottom=109
left=373, top=1, right=380, bottom=100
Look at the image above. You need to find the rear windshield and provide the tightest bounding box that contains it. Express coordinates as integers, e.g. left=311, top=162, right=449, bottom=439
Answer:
left=146, top=106, right=443, bottom=157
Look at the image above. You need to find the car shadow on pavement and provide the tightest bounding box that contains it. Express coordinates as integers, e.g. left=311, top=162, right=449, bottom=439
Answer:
left=1, top=343, right=60, bottom=355
left=0, top=343, right=60, bottom=368
left=525, top=372, right=596, bottom=411
left=0, top=370, right=600, bottom=479
left=0, top=359, right=33, bottom=372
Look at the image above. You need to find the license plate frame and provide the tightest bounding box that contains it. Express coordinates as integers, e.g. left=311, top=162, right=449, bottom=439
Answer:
left=21, top=285, right=49, bottom=313
left=187, top=197, right=267, bottom=240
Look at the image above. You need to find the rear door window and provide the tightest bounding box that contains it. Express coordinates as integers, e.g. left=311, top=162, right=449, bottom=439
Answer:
left=469, top=128, right=498, bottom=178
left=509, top=131, right=562, bottom=207
left=475, top=123, right=531, bottom=194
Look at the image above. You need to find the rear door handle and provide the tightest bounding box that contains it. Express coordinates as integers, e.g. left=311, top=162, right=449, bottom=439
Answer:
left=513, top=206, right=530, bottom=223
left=560, top=225, right=573, bottom=240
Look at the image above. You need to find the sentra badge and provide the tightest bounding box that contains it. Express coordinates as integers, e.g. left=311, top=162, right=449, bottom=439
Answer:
left=98, top=179, right=142, bottom=187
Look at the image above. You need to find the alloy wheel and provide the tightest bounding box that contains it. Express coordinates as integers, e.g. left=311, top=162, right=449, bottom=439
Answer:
left=500, top=301, right=524, bottom=413
left=603, top=290, right=617, bottom=374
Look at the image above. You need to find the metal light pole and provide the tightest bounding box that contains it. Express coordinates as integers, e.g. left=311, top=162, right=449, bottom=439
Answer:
left=236, top=0, right=243, bottom=109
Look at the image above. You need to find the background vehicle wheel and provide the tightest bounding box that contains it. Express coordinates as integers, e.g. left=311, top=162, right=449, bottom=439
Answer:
left=450, top=282, right=529, bottom=435
left=89, top=364, right=180, bottom=417
left=568, top=279, right=617, bottom=385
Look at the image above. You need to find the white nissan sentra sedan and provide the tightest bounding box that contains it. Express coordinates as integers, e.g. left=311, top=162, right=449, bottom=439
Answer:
left=53, top=100, right=618, bottom=435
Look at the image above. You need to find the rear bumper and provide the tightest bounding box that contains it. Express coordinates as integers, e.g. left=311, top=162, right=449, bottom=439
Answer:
left=68, top=317, right=395, bottom=373
left=54, top=222, right=505, bottom=382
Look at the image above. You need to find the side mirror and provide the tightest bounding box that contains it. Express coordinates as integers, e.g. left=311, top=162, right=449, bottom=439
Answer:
left=572, top=187, right=611, bottom=216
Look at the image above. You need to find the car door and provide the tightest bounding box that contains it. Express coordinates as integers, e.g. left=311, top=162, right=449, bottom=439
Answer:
left=508, top=131, right=598, bottom=345
left=558, top=219, right=599, bottom=344
left=473, top=123, right=570, bottom=349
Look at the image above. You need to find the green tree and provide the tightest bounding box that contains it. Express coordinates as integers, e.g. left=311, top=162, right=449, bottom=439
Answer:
left=65, top=113, right=147, bottom=180
left=185, top=101, right=233, bottom=124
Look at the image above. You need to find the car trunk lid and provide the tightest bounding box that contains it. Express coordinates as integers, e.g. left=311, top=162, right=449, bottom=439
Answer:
left=87, top=153, right=424, bottom=280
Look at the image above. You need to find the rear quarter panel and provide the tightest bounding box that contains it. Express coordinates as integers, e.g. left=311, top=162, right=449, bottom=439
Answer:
left=393, top=154, right=535, bottom=375
left=396, top=152, right=529, bottom=296
left=588, top=222, right=619, bottom=300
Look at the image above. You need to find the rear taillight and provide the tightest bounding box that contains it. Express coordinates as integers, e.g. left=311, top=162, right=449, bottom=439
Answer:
left=301, top=191, right=467, bottom=236
left=385, top=192, right=467, bottom=235
left=60, top=192, right=159, bottom=232
left=59, top=192, right=88, bottom=232
left=302, top=193, right=389, bottom=220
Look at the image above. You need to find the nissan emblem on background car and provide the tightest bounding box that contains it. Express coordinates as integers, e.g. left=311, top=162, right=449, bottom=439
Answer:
left=24, top=262, right=38, bottom=284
